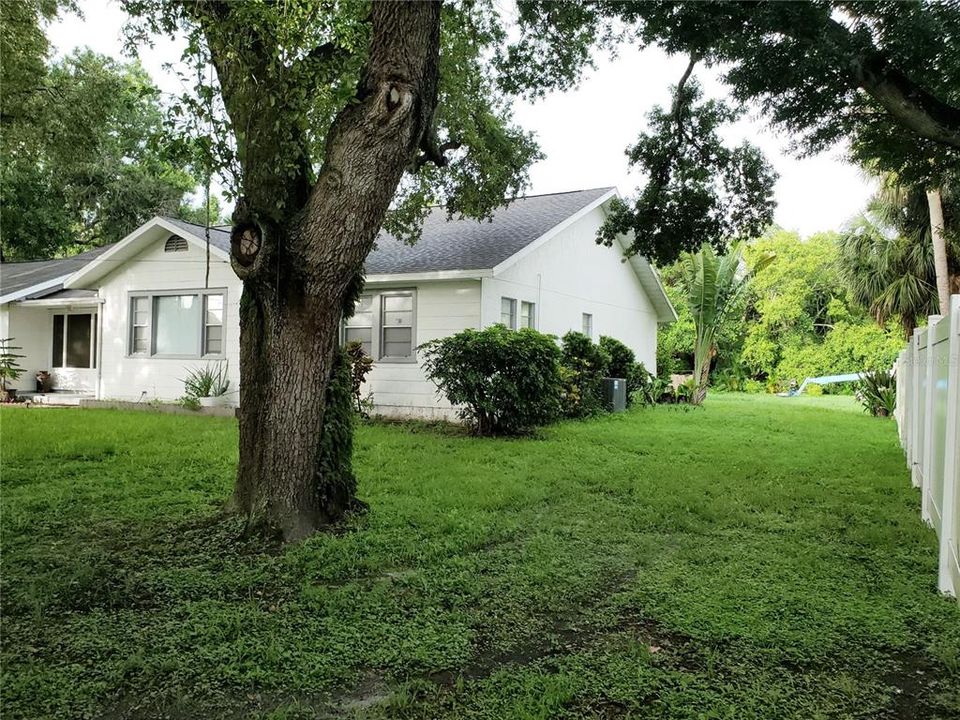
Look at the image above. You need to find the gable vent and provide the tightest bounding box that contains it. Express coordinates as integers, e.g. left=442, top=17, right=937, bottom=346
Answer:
left=164, top=235, right=188, bottom=252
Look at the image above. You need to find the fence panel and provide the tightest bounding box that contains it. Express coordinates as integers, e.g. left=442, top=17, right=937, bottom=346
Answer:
left=895, top=294, right=959, bottom=598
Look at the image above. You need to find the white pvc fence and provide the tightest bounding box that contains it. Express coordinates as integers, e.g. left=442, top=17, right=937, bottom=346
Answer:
left=894, top=294, right=960, bottom=597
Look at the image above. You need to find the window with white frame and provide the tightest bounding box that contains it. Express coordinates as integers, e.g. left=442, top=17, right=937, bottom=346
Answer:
left=128, top=289, right=226, bottom=358
left=582, top=312, right=593, bottom=338
left=52, top=313, right=97, bottom=369
left=500, top=297, right=517, bottom=328
left=342, top=289, right=416, bottom=361
left=343, top=294, right=374, bottom=356
left=520, top=301, right=536, bottom=329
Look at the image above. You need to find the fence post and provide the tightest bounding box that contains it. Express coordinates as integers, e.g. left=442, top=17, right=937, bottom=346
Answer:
left=911, top=330, right=925, bottom=489
left=922, top=316, right=942, bottom=525
left=938, top=295, right=960, bottom=597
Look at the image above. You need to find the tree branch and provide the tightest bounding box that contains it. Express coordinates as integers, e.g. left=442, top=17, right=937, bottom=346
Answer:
left=414, top=135, right=462, bottom=170
left=852, top=51, right=960, bottom=148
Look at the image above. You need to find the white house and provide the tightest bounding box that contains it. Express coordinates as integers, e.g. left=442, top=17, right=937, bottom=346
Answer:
left=0, top=187, right=676, bottom=417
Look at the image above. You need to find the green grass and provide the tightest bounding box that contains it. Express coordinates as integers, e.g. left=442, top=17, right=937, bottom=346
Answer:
left=2, top=394, right=958, bottom=719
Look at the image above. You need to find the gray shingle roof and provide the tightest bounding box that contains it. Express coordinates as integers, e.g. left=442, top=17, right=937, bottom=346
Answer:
left=1, top=245, right=114, bottom=300
left=2, top=188, right=615, bottom=300
left=168, top=189, right=614, bottom=275
left=366, top=187, right=613, bottom=274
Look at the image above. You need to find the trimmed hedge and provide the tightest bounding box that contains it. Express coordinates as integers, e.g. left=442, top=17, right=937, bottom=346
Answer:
left=420, top=325, right=564, bottom=435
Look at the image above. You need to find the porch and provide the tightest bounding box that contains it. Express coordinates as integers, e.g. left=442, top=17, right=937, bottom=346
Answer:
left=2, top=290, right=102, bottom=395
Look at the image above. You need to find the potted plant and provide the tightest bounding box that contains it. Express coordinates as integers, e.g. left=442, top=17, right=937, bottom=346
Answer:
left=183, top=361, right=230, bottom=408
left=0, top=338, right=25, bottom=401
left=36, top=370, right=53, bottom=393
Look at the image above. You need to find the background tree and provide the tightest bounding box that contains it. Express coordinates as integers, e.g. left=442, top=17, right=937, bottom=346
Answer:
left=506, top=1, right=960, bottom=267
left=678, top=243, right=771, bottom=404
left=837, top=182, right=959, bottom=337
left=1, top=27, right=204, bottom=260
left=119, top=0, right=540, bottom=540
left=740, top=230, right=847, bottom=379
left=597, top=66, right=777, bottom=266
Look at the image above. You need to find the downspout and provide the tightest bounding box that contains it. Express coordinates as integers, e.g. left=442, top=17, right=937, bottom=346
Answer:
left=537, top=272, right=542, bottom=328
left=96, top=291, right=104, bottom=399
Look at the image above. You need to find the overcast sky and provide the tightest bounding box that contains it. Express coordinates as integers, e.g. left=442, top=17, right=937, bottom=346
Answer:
left=48, top=0, right=875, bottom=238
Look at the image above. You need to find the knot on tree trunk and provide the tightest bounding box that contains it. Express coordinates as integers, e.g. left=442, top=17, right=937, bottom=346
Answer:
left=230, top=200, right=270, bottom=280
left=376, top=80, right=414, bottom=126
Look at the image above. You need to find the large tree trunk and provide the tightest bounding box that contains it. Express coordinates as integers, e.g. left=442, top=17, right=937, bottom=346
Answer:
left=927, top=188, right=950, bottom=315
left=223, top=2, right=442, bottom=541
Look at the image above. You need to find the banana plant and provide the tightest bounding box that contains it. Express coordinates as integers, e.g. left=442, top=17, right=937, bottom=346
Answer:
left=679, top=243, right=773, bottom=404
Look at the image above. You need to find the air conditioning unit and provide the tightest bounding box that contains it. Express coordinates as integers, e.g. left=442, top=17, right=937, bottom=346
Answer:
left=603, top=377, right=627, bottom=412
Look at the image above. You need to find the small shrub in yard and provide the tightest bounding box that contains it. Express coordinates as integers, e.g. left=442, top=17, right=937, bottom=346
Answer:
left=182, top=361, right=230, bottom=400
left=599, top=335, right=647, bottom=406
left=805, top=382, right=824, bottom=396
left=420, top=325, right=564, bottom=435
left=857, top=368, right=896, bottom=417
left=345, top=340, right=374, bottom=416
left=560, top=331, right=610, bottom=417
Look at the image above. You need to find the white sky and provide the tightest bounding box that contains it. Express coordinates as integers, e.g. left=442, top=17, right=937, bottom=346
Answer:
left=48, top=0, right=875, bottom=238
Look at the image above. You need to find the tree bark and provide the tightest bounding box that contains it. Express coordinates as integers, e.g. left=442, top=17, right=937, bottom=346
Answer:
left=222, top=2, right=443, bottom=541
left=926, top=188, right=950, bottom=315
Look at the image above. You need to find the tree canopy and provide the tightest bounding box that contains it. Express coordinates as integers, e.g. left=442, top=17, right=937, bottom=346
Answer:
left=597, top=69, right=777, bottom=265
left=506, top=0, right=960, bottom=261
left=1, top=3, right=206, bottom=260
left=119, top=0, right=540, bottom=240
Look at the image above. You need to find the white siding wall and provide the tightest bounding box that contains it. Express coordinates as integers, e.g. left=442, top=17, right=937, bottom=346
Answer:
left=480, top=206, right=660, bottom=372
left=363, top=280, right=481, bottom=419
left=4, top=303, right=102, bottom=393
left=4, top=305, right=54, bottom=391
left=95, top=235, right=242, bottom=403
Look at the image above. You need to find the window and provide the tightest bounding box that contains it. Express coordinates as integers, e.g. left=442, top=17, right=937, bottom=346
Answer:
left=204, top=294, right=224, bottom=355
left=164, top=235, right=188, bottom=252
left=380, top=291, right=414, bottom=359
left=52, top=313, right=96, bottom=369
left=344, top=294, right=374, bottom=356
left=131, top=296, right=150, bottom=354
left=128, top=290, right=226, bottom=358
left=341, top=289, right=416, bottom=362
left=154, top=295, right=200, bottom=355
left=520, top=301, right=536, bottom=329
left=582, top=313, right=593, bottom=338
left=501, top=297, right=517, bottom=328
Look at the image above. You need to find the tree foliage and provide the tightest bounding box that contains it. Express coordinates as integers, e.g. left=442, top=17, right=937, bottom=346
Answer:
left=1, top=46, right=202, bottom=260
left=678, top=242, right=772, bottom=403
left=837, top=180, right=959, bottom=337
left=119, top=0, right=540, bottom=239
left=509, top=1, right=960, bottom=152
left=597, top=72, right=777, bottom=265
left=507, top=0, right=960, bottom=263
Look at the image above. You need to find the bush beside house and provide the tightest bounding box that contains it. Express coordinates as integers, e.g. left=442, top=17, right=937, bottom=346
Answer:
left=421, top=326, right=670, bottom=436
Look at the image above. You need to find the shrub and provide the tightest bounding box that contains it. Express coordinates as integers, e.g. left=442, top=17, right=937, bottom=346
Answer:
left=805, top=382, right=824, bottom=396
left=599, top=335, right=646, bottom=406
left=856, top=368, right=896, bottom=417
left=420, top=326, right=564, bottom=435
left=560, top=331, right=610, bottom=417
left=344, top=341, right=374, bottom=415
left=743, top=379, right=765, bottom=394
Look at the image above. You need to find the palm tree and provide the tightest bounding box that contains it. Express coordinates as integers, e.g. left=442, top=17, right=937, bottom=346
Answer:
left=679, top=243, right=771, bottom=404
left=837, top=181, right=955, bottom=338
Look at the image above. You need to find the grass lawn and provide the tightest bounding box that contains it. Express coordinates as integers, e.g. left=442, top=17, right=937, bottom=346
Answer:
left=2, top=394, right=959, bottom=719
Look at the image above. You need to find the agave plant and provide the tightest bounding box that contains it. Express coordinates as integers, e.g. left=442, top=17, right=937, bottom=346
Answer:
left=183, top=361, right=230, bottom=399
left=856, top=368, right=897, bottom=417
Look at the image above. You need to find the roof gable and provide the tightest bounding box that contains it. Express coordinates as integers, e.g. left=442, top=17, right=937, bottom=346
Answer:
left=366, top=188, right=615, bottom=275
